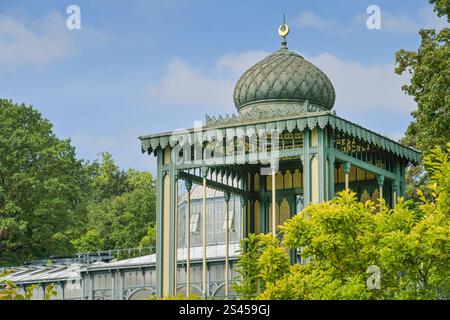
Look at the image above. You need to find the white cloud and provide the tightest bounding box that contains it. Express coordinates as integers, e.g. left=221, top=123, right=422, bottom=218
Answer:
left=216, top=50, right=269, bottom=76
left=308, top=52, right=414, bottom=115
left=368, top=7, right=448, bottom=34
left=418, top=6, right=449, bottom=31
left=296, top=11, right=335, bottom=31
left=380, top=12, right=419, bottom=33
left=298, top=6, right=449, bottom=34
left=147, top=51, right=268, bottom=111
left=148, top=49, right=414, bottom=118
left=147, top=58, right=233, bottom=109
left=0, top=12, right=105, bottom=69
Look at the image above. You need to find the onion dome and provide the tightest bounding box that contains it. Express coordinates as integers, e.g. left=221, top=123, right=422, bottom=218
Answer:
left=233, top=17, right=335, bottom=115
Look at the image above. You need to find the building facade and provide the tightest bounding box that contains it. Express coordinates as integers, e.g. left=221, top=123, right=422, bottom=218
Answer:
left=139, top=21, right=421, bottom=298
left=0, top=188, right=239, bottom=300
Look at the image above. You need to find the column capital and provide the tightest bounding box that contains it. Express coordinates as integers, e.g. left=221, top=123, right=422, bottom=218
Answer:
left=376, top=174, right=385, bottom=187
left=276, top=196, right=283, bottom=206
left=240, top=195, right=246, bottom=208
left=185, top=180, right=192, bottom=192
left=201, top=166, right=209, bottom=178
left=343, top=162, right=351, bottom=174
left=270, top=159, right=279, bottom=172
left=224, top=191, right=231, bottom=203
left=392, top=179, right=399, bottom=192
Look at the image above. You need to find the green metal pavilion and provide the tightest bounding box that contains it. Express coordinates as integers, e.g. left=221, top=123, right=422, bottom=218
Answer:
left=139, top=20, right=421, bottom=298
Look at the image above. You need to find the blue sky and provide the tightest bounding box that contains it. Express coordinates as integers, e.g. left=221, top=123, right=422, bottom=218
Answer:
left=0, top=0, right=448, bottom=174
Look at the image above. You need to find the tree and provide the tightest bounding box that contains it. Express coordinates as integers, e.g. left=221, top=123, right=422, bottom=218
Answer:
left=0, top=100, right=89, bottom=265
left=0, top=271, right=56, bottom=300
left=72, top=159, right=157, bottom=252
left=88, top=152, right=131, bottom=202
left=140, top=224, right=157, bottom=249
left=0, top=100, right=157, bottom=264
left=71, top=229, right=104, bottom=253
left=105, top=169, right=156, bottom=249
left=395, top=1, right=449, bottom=153
left=233, top=144, right=450, bottom=299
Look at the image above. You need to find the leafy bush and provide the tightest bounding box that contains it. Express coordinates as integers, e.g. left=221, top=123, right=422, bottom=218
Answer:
left=0, top=271, right=57, bottom=300
left=233, top=144, right=450, bottom=300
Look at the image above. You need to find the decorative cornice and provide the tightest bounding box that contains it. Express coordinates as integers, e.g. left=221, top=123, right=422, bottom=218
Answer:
left=205, top=100, right=325, bottom=127
left=139, top=113, right=421, bottom=164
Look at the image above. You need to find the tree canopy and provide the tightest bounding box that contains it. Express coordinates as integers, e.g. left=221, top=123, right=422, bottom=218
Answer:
left=395, top=0, right=449, bottom=153
left=73, top=159, right=157, bottom=252
left=233, top=144, right=450, bottom=300
left=0, top=99, right=157, bottom=266
left=0, top=99, right=88, bottom=264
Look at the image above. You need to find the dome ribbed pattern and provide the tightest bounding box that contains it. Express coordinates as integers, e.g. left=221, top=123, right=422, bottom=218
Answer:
left=233, top=48, right=335, bottom=112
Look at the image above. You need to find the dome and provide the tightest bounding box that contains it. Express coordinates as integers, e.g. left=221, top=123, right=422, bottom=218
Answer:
left=233, top=47, right=335, bottom=114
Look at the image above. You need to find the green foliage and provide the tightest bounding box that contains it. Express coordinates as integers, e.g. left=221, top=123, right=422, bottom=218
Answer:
left=0, top=99, right=88, bottom=265
left=429, top=0, right=450, bottom=21
left=0, top=271, right=57, bottom=300
left=234, top=145, right=450, bottom=300
left=257, top=237, right=290, bottom=284
left=140, top=224, right=157, bottom=248
left=0, top=100, right=157, bottom=265
left=73, top=160, right=157, bottom=251
left=71, top=229, right=105, bottom=253
left=232, top=234, right=264, bottom=299
left=88, top=152, right=131, bottom=202
left=395, top=1, right=449, bottom=153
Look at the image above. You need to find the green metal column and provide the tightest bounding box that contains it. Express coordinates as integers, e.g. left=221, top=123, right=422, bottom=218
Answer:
left=343, top=162, right=351, bottom=190
left=155, top=148, right=164, bottom=297
left=394, top=160, right=404, bottom=199
left=60, top=282, right=65, bottom=300
left=392, top=179, right=399, bottom=208
left=318, top=128, right=326, bottom=202
left=328, top=153, right=335, bottom=200
left=327, top=129, right=335, bottom=200
left=201, top=166, right=209, bottom=299
left=241, top=194, right=247, bottom=242
left=80, top=276, right=84, bottom=300
left=88, top=273, right=93, bottom=300
left=259, top=168, right=267, bottom=233
left=224, top=191, right=231, bottom=297
left=185, top=180, right=192, bottom=297
left=240, top=172, right=248, bottom=241
left=289, top=195, right=297, bottom=264
left=302, top=129, right=311, bottom=205
left=169, top=162, right=177, bottom=295
left=111, top=271, right=115, bottom=300
left=119, top=271, right=124, bottom=300
left=377, top=174, right=385, bottom=201
left=249, top=171, right=255, bottom=234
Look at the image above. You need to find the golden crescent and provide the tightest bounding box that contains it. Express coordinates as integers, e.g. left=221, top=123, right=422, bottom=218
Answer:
left=278, top=24, right=290, bottom=37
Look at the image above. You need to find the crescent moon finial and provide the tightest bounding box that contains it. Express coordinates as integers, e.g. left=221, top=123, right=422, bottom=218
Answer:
left=278, top=14, right=289, bottom=48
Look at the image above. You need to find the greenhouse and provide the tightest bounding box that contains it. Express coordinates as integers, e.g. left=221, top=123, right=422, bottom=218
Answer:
left=0, top=186, right=240, bottom=300
left=138, top=20, right=421, bottom=298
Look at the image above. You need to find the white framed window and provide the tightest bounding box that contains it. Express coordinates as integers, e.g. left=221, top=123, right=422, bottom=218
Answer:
left=222, top=210, right=234, bottom=230
left=190, top=212, right=200, bottom=233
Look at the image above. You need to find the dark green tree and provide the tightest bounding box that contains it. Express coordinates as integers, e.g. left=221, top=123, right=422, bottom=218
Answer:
left=395, top=1, right=449, bottom=153
left=72, top=157, right=157, bottom=252
left=0, top=100, right=88, bottom=265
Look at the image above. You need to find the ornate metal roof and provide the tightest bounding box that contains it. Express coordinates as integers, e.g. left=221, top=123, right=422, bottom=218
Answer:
left=233, top=47, right=336, bottom=114
left=139, top=111, right=421, bottom=164
left=139, top=19, right=420, bottom=165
